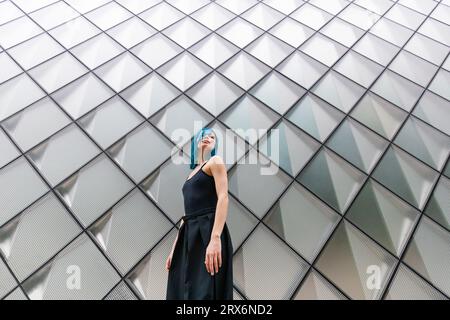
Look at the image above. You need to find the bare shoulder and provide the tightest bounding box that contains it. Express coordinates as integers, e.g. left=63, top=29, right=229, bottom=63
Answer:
left=205, top=155, right=225, bottom=175
left=210, top=155, right=224, bottom=165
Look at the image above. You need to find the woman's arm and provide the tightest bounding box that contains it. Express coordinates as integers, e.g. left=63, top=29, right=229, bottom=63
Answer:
left=205, top=155, right=229, bottom=276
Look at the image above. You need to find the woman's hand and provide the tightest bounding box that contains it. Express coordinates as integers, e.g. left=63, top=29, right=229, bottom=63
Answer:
left=205, top=236, right=221, bottom=276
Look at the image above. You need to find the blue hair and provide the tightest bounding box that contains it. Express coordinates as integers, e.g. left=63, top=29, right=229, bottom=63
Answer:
left=190, top=127, right=218, bottom=169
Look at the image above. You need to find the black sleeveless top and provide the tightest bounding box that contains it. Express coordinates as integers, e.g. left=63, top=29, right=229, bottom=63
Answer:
left=182, top=160, right=217, bottom=216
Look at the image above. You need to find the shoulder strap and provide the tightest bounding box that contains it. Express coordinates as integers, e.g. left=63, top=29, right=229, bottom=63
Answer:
left=200, top=159, right=209, bottom=169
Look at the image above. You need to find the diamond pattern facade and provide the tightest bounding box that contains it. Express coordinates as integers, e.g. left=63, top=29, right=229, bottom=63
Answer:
left=0, top=0, right=449, bottom=300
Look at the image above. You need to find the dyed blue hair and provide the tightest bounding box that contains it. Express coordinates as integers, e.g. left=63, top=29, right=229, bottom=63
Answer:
left=190, top=127, right=218, bottom=169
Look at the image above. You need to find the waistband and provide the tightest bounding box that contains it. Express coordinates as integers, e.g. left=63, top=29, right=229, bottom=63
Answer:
left=182, top=206, right=216, bottom=221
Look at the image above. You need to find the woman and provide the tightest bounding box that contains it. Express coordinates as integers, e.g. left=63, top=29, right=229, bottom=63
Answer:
left=165, top=127, right=233, bottom=300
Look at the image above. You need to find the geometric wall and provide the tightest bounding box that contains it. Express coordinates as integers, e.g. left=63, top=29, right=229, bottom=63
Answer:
left=0, top=0, right=449, bottom=300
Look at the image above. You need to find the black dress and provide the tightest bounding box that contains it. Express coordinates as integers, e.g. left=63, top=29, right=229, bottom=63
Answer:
left=166, top=160, right=234, bottom=300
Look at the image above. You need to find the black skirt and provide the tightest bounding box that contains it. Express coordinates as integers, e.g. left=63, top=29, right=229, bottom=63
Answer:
left=166, top=210, right=234, bottom=300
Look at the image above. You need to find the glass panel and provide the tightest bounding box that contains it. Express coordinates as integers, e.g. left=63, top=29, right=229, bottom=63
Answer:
left=127, top=230, right=177, bottom=299
left=167, top=0, right=209, bottom=14
left=191, top=2, right=235, bottom=30
left=7, top=33, right=65, bottom=70
left=394, top=117, right=450, bottom=171
left=226, top=195, right=259, bottom=253
left=30, top=1, right=79, bottom=30
left=2, top=97, right=71, bottom=152
left=162, top=16, right=210, bottom=49
left=0, top=73, right=46, bottom=122
left=186, top=72, right=243, bottom=116
left=298, top=148, right=366, bottom=214
left=264, top=0, right=304, bottom=15
left=429, top=69, right=450, bottom=101
left=258, top=119, right=320, bottom=177
left=385, top=2, right=426, bottom=30
left=418, top=16, right=450, bottom=46
left=0, top=52, right=22, bottom=83
left=300, top=33, right=347, bottom=67
left=286, top=93, right=345, bottom=142
left=215, top=0, right=258, bottom=15
left=312, top=70, right=366, bottom=113
left=28, top=52, right=88, bottom=94
left=107, top=16, right=157, bottom=49
left=413, top=91, right=450, bottom=136
left=150, top=96, right=213, bottom=148
left=0, top=156, right=48, bottom=226
left=389, top=50, right=438, bottom=87
left=27, top=124, right=101, bottom=186
left=0, top=1, right=23, bottom=25
left=346, top=179, right=420, bottom=256
left=0, top=259, right=17, bottom=299
left=233, top=223, right=309, bottom=299
left=269, top=17, right=314, bottom=48
left=120, top=72, right=180, bottom=118
left=60, top=0, right=110, bottom=14
left=107, top=122, right=174, bottom=183
left=371, top=69, right=424, bottom=112
left=372, top=146, right=439, bottom=210
left=338, top=3, right=379, bottom=30
left=405, top=33, right=449, bottom=66
left=425, top=176, right=450, bottom=230
left=334, top=50, right=384, bottom=88
left=22, top=233, right=120, bottom=299
left=350, top=92, right=407, bottom=140
left=89, top=189, right=172, bottom=274
left=398, top=0, right=436, bottom=15
left=85, top=1, right=133, bottom=31
left=228, top=148, right=291, bottom=218
left=315, top=221, right=397, bottom=300
left=139, top=153, right=190, bottom=223
left=131, top=33, right=183, bottom=69
left=320, top=17, right=364, bottom=47
left=245, top=33, right=294, bottom=68
left=3, top=287, right=27, bottom=300
left=71, top=33, right=125, bottom=70
left=0, top=130, right=20, bottom=168
left=218, top=95, right=279, bottom=146
left=51, top=73, right=114, bottom=120
left=264, top=181, right=339, bottom=262
left=78, top=96, right=143, bottom=149
left=138, top=2, right=185, bottom=31
left=327, top=118, right=388, bottom=173
left=94, top=52, right=151, bottom=93
left=241, top=2, right=284, bottom=30
left=403, top=216, right=450, bottom=297
left=115, top=0, right=161, bottom=14
left=370, top=17, right=414, bottom=47
left=158, top=52, right=212, bottom=91
left=216, top=17, right=264, bottom=48
left=218, top=51, right=270, bottom=91
left=294, top=270, right=347, bottom=300
left=189, top=34, right=239, bottom=69
left=0, top=192, right=80, bottom=280
left=49, top=16, right=102, bottom=49
left=276, top=51, right=328, bottom=89
left=385, top=264, right=447, bottom=300
left=353, top=33, right=400, bottom=66
left=104, top=281, right=137, bottom=300
left=55, top=154, right=134, bottom=227
left=291, top=3, right=332, bottom=30
left=249, top=71, right=305, bottom=115
left=0, top=16, right=43, bottom=49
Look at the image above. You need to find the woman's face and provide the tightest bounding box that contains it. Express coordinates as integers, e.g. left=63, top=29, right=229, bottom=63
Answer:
left=198, top=132, right=216, bottom=152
